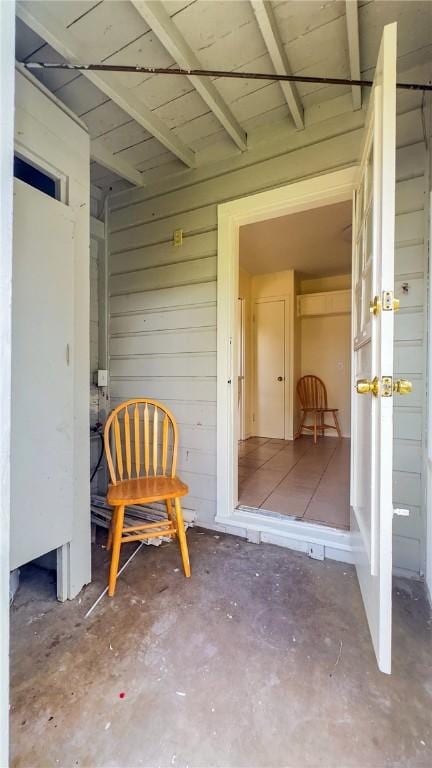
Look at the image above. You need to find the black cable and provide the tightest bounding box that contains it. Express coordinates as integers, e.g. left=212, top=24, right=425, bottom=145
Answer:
left=90, top=429, right=104, bottom=484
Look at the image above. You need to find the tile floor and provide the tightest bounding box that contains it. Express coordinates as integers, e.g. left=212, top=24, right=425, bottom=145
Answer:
left=238, top=435, right=350, bottom=529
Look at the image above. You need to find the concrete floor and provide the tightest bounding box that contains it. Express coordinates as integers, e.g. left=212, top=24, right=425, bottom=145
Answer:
left=238, top=436, right=350, bottom=528
left=10, top=529, right=432, bottom=768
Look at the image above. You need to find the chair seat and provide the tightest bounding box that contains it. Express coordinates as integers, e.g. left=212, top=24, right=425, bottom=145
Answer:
left=107, top=475, right=189, bottom=505
left=301, top=407, right=338, bottom=412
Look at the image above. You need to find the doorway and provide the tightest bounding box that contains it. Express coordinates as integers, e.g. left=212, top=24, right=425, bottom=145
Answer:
left=236, top=201, right=352, bottom=530
left=216, top=167, right=357, bottom=549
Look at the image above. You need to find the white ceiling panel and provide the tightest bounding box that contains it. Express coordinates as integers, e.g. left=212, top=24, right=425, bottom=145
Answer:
left=115, top=135, right=169, bottom=166
left=48, top=0, right=150, bottom=59
left=133, top=70, right=194, bottom=110
left=81, top=99, right=133, bottom=137
left=359, top=1, right=432, bottom=73
left=153, top=88, right=210, bottom=129
left=15, top=0, right=432, bottom=193
left=229, top=81, right=287, bottom=124
left=135, top=150, right=185, bottom=175
left=45, top=1, right=102, bottom=28
left=53, top=74, right=108, bottom=115
left=95, top=120, right=152, bottom=154
left=174, top=1, right=265, bottom=69
left=15, top=15, right=45, bottom=59
left=174, top=111, right=223, bottom=148
left=273, top=1, right=346, bottom=45
left=242, top=102, right=289, bottom=133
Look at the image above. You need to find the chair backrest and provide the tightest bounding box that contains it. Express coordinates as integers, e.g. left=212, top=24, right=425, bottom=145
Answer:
left=104, top=399, right=179, bottom=485
left=297, top=375, right=328, bottom=410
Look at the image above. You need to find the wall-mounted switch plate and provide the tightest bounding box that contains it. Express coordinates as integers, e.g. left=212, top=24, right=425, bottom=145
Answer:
left=97, top=369, right=108, bottom=387
left=173, top=228, right=183, bottom=246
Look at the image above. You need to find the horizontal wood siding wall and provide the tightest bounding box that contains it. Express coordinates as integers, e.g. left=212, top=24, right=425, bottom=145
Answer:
left=107, top=100, right=428, bottom=576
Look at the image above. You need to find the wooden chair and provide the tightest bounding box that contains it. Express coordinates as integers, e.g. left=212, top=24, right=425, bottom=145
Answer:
left=297, top=375, right=342, bottom=444
left=104, top=398, right=191, bottom=596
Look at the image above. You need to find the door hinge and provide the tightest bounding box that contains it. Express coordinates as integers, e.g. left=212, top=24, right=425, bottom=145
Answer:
left=393, top=507, right=410, bottom=517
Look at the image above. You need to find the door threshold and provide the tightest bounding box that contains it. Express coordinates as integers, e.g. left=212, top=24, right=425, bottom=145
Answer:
left=214, top=506, right=354, bottom=565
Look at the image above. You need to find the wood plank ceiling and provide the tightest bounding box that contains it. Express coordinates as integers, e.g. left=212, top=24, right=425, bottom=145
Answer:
left=15, top=0, right=432, bottom=196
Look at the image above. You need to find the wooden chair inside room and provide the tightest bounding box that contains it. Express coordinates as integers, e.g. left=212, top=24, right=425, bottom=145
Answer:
left=297, top=375, right=342, bottom=444
left=104, top=398, right=191, bottom=596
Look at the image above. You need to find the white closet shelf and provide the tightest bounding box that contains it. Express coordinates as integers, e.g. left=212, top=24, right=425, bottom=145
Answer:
left=297, top=289, right=351, bottom=317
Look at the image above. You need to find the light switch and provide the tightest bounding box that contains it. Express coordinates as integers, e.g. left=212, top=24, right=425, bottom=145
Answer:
left=173, top=228, right=183, bottom=246
left=97, top=369, right=108, bottom=387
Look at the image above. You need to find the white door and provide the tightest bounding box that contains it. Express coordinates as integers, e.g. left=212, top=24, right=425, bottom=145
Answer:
left=254, top=300, right=285, bottom=439
left=10, top=179, right=74, bottom=570
left=351, top=23, right=399, bottom=674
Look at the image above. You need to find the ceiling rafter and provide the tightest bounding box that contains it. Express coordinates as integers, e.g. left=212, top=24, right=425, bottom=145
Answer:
left=91, top=139, right=144, bottom=187
left=250, top=0, right=304, bottom=130
left=16, top=0, right=196, bottom=168
left=345, top=0, right=362, bottom=110
left=131, top=0, right=248, bottom=152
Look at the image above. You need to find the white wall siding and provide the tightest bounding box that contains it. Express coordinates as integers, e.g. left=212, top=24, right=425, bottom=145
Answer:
left=107, top=93, right=428, bottom=576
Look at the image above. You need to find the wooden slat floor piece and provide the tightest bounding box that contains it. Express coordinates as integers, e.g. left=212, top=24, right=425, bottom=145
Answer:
left=238, top=435, right=350, bottom=529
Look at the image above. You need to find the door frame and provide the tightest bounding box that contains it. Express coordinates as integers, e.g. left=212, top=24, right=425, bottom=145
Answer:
left=216, top=166, right=358, bottom=558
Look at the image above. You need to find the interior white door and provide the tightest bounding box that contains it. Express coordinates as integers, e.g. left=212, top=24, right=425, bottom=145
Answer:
left=237, top=297, right=245, bottom=441
left=10, top=179, right=74, bottom=570
left=254, top=299, right=285, bottom=439
left=351, top=23, right=397, bottom=674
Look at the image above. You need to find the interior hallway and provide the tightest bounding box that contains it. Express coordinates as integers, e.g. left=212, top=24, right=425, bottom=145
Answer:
left=238, top=436, right=350, bottom=528
left=10, top=529, right=432, bottom=768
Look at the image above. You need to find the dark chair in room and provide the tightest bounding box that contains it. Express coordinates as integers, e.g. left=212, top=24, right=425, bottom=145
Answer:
left=297, top=375, right=342, bottom=444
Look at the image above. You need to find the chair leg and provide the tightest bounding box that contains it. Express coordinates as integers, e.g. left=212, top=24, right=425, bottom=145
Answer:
left=165, top=499, right=176, bottom=537
left=298, top=410, right=305, bottom=438
left=108, top=505, right=125, bottom=597
left=313, top=411, right=318, bottom=444
left=174, top=497, right=191, bottom=578
left=107, top=507, right=118, bottom=551
left=333, top=411, right=342, bottom=438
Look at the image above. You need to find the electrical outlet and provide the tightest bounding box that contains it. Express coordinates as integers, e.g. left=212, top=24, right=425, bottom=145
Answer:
left=173, top=228, right=183, bottom=246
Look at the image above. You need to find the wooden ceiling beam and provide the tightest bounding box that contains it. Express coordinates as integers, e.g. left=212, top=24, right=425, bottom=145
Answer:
left=250, top=0, right=304, bottom=130
left=16, top=1, right=196, bottom=168
left=131, top=1, right=248, bottom=151
left=345, top=0, right=362, bottom=110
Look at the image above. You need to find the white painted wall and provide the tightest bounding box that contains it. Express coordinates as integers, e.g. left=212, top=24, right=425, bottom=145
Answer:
left=107, top=69, right=429, bottom=577
left=300, top=314, right=351, bottom=437
left=0, top=2, right=15, bottom=761
left=14, top=68, right=91, bottom=597
left=299, top=275, right=352, bottom=438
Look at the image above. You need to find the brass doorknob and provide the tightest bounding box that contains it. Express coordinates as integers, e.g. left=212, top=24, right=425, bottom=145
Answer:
left=393, top=379, right=412, bottom=395
left=356, top=377, right=379, bottom=396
